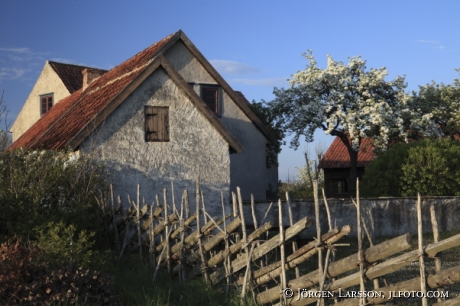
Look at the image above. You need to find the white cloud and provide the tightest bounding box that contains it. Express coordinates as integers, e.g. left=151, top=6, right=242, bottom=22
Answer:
left=419, top=39, right=440, bottom=44
left=210, top=59, right=261, bottom=76
left=230, top=77, right=289, bottom=87
left=434, top=45, right=445, bottom=49
left=0, top=47, right=44, bottom=62
left=0, top=68, right=27, bottom=80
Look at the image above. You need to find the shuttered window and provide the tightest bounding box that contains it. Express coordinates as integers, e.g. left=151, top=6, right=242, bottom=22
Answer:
left=40, top=94, right=53, bottom=116
left=145, top=106, right=169, bottom=142
left=201, top=86, right=219, bottom=114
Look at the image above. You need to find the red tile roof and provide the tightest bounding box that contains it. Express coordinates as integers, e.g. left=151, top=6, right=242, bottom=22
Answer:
left=318, top=137, right=376, bottom=169
left=10, top=32, right=175, bottom=150
left=49, top=61, right=107, bottom=93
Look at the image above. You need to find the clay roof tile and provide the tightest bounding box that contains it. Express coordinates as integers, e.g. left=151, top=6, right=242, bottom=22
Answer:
left=318, top=137, right=376, bottom=169
left=10, top=32, right=174, bottom=151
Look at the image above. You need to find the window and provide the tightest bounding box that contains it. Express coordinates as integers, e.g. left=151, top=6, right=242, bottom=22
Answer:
left=40, top=94, right=53, bottom=116
left=145, top=106, right=169, bottom=142
left=201, top=86, right=219, bottom=114
left=327, top=179, right=348, bottom=197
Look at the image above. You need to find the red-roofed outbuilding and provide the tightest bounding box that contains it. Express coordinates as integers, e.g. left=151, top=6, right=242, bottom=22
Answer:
left=318, top=137, right=376, bottom=197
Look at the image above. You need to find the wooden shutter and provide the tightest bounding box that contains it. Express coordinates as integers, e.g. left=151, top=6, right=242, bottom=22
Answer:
left=145, top=106, right=169, bottom=142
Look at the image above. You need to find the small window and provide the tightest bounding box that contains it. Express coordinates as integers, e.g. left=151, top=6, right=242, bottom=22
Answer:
left=145, top=106, right=169, bottom=142
left=327, top=179, right=348, bottom=197
left=201, top=86, right=219, bottom=114
left=40, top=94, right=53, bottom=116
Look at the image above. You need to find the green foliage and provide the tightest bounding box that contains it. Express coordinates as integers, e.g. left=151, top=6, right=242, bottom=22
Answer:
left=248, top=100, right=285, bottom=167
left=116, top=255, right=257, bottom=306
left=36, top=221, right=98, bottom=269
left=361, top=139, right=460, bottom=197
left=401, top=139, right=460, bottom=196
left=0, top=149, right=109, bottom=242
left=361, top=142, right=414, bottom=197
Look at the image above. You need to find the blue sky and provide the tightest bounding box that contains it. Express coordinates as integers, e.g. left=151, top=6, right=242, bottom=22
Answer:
left=1, top=0, right=460, bottom=181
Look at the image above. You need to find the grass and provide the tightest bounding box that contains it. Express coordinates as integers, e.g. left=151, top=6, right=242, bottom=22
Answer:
left=114, top=255, right=258, bottom=306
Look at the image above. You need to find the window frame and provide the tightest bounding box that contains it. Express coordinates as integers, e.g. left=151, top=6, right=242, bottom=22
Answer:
left=40, top=93, right=54, bottom=116
left=145, top=106, right=170, bottom=142
left=200, top=85, right=220, bottom=116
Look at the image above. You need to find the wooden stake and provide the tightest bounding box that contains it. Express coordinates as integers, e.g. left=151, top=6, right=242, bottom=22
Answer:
left=201, top=190, right=208, bottom=224
left=152, top=240, right=168, bottom=282
left=286, top=192, right=300, bottom=278
left=430, top=203, right=443, bottom=302
left=232, top=191, right=238, bottom=217
left=251, top=194, right=264, bottom=268
left=317, top=248, right=332, bottom=306
left=137, top=184, right=142, bottom=261
left=164, top=188, right=171, bottom=274
left=278, top=199, right=287, bottom=306
left=262, top=201, right=273, bottom=266
left=110, top=184, right=120, bottom=253
left=184, top=189, right=190, bottom=219
left=321, top=188, right=332, bottom=231
left=356, top=178, right=365, bottom=306
left=178, top=190, right=185, bottom=282
left=417, top=193, right=428, bottom=306
left=149, top=202, right=155, bottom=266
left=221, top=191, right=231, bottom=296
left=237, top=187, right=252, bottom=293
left=322, top=187, right=338, bottom=302
left=241, top=243, right=256, bottom=302
left=313, top=180, right=323, bottom=306
left=196, top=175, right=209, bottom=283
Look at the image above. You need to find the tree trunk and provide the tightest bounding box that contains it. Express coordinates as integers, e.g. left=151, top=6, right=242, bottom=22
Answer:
left=338, top=135, right=359, bottom=196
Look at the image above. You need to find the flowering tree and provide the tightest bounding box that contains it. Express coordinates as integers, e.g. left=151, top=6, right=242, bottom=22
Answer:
left=409, top=69, right=460, bottom=140
left=269, top=51, right=440, bottom=194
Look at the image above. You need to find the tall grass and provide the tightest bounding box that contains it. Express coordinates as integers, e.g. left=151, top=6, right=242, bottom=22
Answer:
left=115, top=255, right=258, bottom=306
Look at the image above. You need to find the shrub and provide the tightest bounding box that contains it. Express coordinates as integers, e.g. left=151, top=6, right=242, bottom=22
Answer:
left=401, top=139, right=460, bottom=196
left=360, top=142, right=414, bottom=197
left=0, top=237, right=118, bottom=305
left=0, top=149, right=109, bottom=242
left=361, top=138, right=460, bottom=197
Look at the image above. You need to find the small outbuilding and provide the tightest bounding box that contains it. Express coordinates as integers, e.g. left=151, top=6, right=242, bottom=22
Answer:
left=318, top=137, right=375, bottom=197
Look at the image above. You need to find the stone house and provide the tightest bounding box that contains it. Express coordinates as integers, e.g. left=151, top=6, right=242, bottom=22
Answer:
left=9, top=30, right=278, bottom=212
left=10, top=61, right=107, bottom=141
left=318, top=137, right=375, bottom=197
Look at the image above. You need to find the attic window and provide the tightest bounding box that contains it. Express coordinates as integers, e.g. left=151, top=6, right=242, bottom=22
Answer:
left=201, top=86, right=220, bottom=115
left=40, top=94, right=53, bottom=116
left=145, top=106, right=169, bottom=142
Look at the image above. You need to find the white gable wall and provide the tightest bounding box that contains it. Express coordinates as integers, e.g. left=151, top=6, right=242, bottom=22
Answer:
left=10, top=61, right=70, bottom=142
left=164, top=41, right=274, bottom=200
left=80, top=68, right=231, bottom=216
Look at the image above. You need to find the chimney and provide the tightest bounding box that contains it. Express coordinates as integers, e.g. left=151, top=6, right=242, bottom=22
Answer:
left=82, top=68, right=104, bottom=91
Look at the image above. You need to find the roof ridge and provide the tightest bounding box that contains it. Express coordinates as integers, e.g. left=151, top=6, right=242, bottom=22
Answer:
left=48, top=60, right=107, bottom=72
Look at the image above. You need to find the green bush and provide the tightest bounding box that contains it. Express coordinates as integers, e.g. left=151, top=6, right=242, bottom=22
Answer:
left=361, top=139, right=460, bottom=197
left=0, top=149, right=109, bottom=242
left=360, top=142, right=414, bottom=197
left=401, top=139, right=460, bottom=196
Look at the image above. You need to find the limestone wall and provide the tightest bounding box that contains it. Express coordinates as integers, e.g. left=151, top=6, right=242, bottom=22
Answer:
left=244, top=197, right=460, bottom=238
left=80, top=68, right=231, bottom=217
left=10, top=61, right=70, bottom=141
left=164, top=41, right=276, bottom=201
